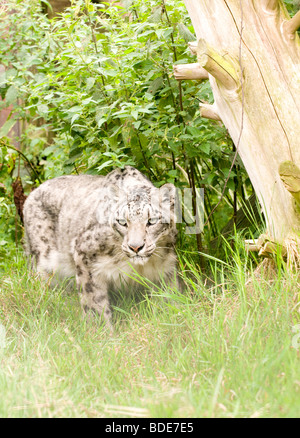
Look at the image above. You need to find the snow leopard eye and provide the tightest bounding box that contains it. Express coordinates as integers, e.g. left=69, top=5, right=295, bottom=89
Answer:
left=117, top=218, right=127, bottom=226
left=148, top=217, right=159, bottom=225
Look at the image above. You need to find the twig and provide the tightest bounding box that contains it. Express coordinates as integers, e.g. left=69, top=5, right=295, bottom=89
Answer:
left=154, top=154, right=189, bottom=183
left=84, top=5, right=106, bottom=89
left=0, top=139, right=42, bottom=183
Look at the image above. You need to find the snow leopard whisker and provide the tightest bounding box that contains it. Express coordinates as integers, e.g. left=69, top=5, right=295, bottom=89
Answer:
left=152, top=252, right=163, bottom=259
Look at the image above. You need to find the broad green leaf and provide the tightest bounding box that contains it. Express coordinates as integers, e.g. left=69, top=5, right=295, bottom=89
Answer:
left=131, top=109, right=139, bottom=120
left=68, top=105, right=83, bottom=113
left=147, top=76, right=163, bottom=95
left=198, top=142, right=210, bottom=155
left=71, top=113, right=80, bottom=124
left=5, top=85, right=18, bottom=105
left=0, top=119, right=16, bottom=137
left=148, top=7, right=162, bottom=23
left=177, top=23, right=196, bottom=43
left=97, top=160, right=113, bottom=172
left=0, top=66, right=5, bottom=86
left=86, top=77, right=95, bottom=90
left=37, top=104, right=49, bottom=114
left=187, top=126, right=201, bottom=138
left=43, top=145, right=56, bottom=156
left=97, top=117, right=107, bottom=128
left=82, top=97, right=93, bottom=105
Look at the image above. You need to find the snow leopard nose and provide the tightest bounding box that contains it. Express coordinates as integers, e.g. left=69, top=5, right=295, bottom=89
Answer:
left=128, top=243, right=145, bottom=253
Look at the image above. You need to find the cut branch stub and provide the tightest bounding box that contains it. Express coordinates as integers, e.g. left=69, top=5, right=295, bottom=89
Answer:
left=196, top=38, right=239, bottom=91
left=258, top=240, right=287, bottom=258
left=245, top=234, right=287, bottom=258
left=282, top=10, right=300, bottom=40
left=188, top=41, right=197, bottom=55
left=173, top=63, right=209, bottom=81
left=199, top=103, right=221, bottom=121
left=279, top=160, right=300, bottom=207
left=245, top=239, right=259, bottom=252
left=259, top=0, right=279, bottom=14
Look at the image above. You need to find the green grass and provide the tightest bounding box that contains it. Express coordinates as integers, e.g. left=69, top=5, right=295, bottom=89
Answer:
left=0, top=242, right=300, bottom=418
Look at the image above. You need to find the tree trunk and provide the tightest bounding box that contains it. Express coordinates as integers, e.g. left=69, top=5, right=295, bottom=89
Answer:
left=176, top=0, right=300, bottom=258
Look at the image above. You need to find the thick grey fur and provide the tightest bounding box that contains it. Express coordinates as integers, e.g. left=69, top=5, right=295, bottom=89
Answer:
left=23, top=166, right=178, bottom=331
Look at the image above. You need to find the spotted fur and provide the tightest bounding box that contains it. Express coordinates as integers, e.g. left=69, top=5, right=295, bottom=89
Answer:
left=23, top=166, right=179, bottom=331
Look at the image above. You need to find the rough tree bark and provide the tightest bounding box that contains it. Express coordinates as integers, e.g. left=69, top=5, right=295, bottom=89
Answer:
left=175, top=0, right=300, bottom=261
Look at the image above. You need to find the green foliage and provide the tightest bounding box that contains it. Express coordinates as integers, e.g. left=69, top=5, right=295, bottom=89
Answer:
left=0, top=2, right=299, bottom=418
left=0, top=142, right=19, bottom=250
left=0, top=0, right=254, bottom=254
left=0, top=242, right=299, bottom=417
left=284, top=0, right=300, bottom=16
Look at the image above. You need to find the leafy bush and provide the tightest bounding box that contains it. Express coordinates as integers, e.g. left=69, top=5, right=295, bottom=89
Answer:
left=0, top=0, right=253, bottom=256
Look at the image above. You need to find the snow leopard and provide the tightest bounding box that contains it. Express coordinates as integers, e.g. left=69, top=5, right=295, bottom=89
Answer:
left=23, top=166, right=179, bottom=331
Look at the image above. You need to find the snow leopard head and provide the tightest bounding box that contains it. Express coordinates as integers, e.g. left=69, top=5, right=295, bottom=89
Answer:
left=111, top=183, right=177, bottom=265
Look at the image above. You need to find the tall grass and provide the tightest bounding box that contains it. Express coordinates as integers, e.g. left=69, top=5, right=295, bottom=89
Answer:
left=0, top=239, right=299, bottom=418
